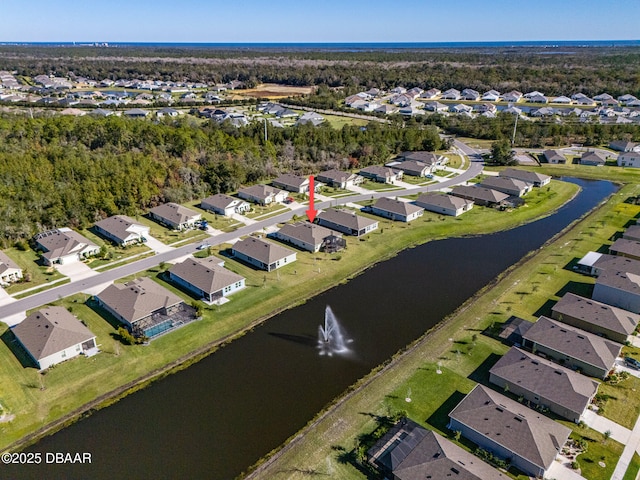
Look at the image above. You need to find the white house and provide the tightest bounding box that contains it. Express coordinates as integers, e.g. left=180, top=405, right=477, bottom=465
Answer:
left=169, top=256, right=245, bottom=302
left=0, top=250, right=23, bottom=284
left=201, top=194, right=250, bottom=216
left=618, top=152, right=640, bottom=168
left=94, top=215, right=150, bottom=246
left=34, top=228, right=100, bottom=266
left=232, top=237, right=297, bottom=271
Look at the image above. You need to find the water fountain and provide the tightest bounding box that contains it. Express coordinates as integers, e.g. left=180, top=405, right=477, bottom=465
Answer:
left=318, top=306, right=350, bottom=356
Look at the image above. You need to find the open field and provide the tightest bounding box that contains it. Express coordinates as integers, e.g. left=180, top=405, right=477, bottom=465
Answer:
left=0, top=179, right=580, bottom=454
left=231, top=83, right=315, bottom=99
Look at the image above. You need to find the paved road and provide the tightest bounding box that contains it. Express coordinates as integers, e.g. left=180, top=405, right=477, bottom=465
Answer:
left=0, top=144, right=482, bottom=325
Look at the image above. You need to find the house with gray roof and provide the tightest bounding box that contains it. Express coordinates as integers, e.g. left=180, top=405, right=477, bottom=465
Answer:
left=450, top=185, right=509, bottom=207
left=415, top=193, right=474, bottom=217
left=370, top=197, right=424, bottom=222
left=580, top=151, right=608, bottom=166
left=623, top=225, right=640, bottom=243
left=359, top=165, right=403, bottom=184
left=12, top=306, right=97, bottom=370
left=499, top=168, right=551, bottom=187
left=232, top=237, right=296, bottom=271
left=123, top=108, right=150, bottom=118
left=521, top=316, right=622, bottom=379
left=423, top=101, right=448, bottom=113
left=479, top=176, right=533, bottom=197
left=367, top=418, right=505, bottom=480
left=96, top=277, right=187, bottom=338
left=149, top=203, right=201, bottom=230
left=618, top=151, right=640, bottom=168
left=593, top=270, right=640, bottom=315
left=169, top=256, right=245, bottom=302
left=316, top=169, right=363, bottom=189
left=489, top=347, right=599, bottom=422
left=610, top=238, right=640, bottom=261
left=389, top=160, right=433, bottom=177
left=543, top=149, right=567, bottom=164
left=272, top=173, right=315, bottom=193
left=0, top=250, right=22, bottom=284
left=316, top=208, right=378, bottom=236
left=576, top=252, right=640, bottom=277
left=609, top=140, right=639, bottom=152
left=502, top=90, right=523, bottom=103
left=441, top=88, right=461, bottom=100
left=295, top=111, right=324, bottom=126
left=461, top=88, right=480, bottom=101
left=448, top=384, right=571, bottom=478
left=237, top=185, right=287, bottom=205
left=34, top=228, right=100, bottom=266
left=272, top=222, right=343, bottom=253
left=552, top=292, right=639, bottom=344
left=200, top=194, right=249, bottom=216
left=94, top=215, right=150, bottom=246
left=420, top=88, right=441, bottom=99
left=394, top=151, right=447, bottom=168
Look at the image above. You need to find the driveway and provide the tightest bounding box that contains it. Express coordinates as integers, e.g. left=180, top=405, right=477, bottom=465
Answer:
left=582, top=409, right=631, bottom=444
left=145, top=235, right=173, bottom=253
left=55, top=261, right=98, bottom=282
left=546, top=458, right=588, bottom=480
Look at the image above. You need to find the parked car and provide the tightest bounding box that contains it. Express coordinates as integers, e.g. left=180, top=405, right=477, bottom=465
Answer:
left=284, top=197, right=295, bottom=204
left=196, top=242, right=210, bottom=251
left=624, top=356, right=640, bottom=369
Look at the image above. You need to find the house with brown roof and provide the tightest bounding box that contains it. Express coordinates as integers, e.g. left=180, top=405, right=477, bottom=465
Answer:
left=94, top=215, right=150, bottom=246
left=231, top=237, right=296, bottom=271
left=316, top=208, right=378, bottom=236
left=148, top=203, right=201, bottom=230
left=200, top=194, right=250, bottom=216
left=359, top=166, right=403, bottom=184
left=521, top=316, right=622, bottom=379
left=479, top=176, right=533, bottom=197
left=415, top=193, right=474, bottom=217
left=96, top=277, right=188, bottom=338
left=609, top=238, right=640, bottom=261
left=448, top=384, right=571, bottom=478
left=12, top=306, right=97, bottom=370
left=552, top=292, right=639, bottom=344
left=543, top=149, right=567, bottom=164
left=367, top=418, right=505, bottom=480
left=34, top=228, right=100, bottom=266
left=489, top=347, right=599, bottom=422
left=593, top=270, right=640, bottom=315
left=272, top=222, right=343, bottom=253
left=450, top=185, right=509, bottom=207
left=316, top=169, right=363, bottom=189
left=0, top=250, right=22, bottom=284
left=272, top=173, right=318, bottom=194
left=370, top=197, right=424, bottom=222
left=499, top=168, right=551, bottom=187
left=169, top=256, right=245, bottom=302
left=237, top=185, right=287, bottom=205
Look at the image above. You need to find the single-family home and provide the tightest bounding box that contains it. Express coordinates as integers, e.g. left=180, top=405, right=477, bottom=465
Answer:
left=390, top=86, right=406, bottom=94
left=502, top=90, right=523, bottom=103
left=394, top=151, right=447, bottom=167
left=94, top=215, right=150, bottom=246
left=201, top=193, right=250, bottom=216
left=375, top=104, right=397, bottom=115
left=489, top=347, right=599, bottom=423
left=423, top=101, right=448, bottom=113
left=521, top=316, right=622, bottom=379
left=168, top=256, right=245, bottom=302
left=618, top=151, right=640, bottom=168
left=552, top=96, right=573, bottom=104
left=576, top=252, right=640, bottom=277
left=231, top=237, right=297, bottom=271
left=406, top=87, right=423, bottom=98
left=481, top=90, right=501, bottom=102
left=593, top=270, right=640, bottom=314
left=123, top=108, right=150, bottom=118
left=272, top=222, right=344, bottom=253
left=0, top=250, right=23, bottom=284
left=149, top=203, right=201, bottom=230
left=498, top=168, right=551, bottom=187
left=543, top=149, right=567, bottom=164
left=237, top=185, right=287, bottom=205
left=476, top=103, right=497, bottom=114
left=12, top=306, right=98, bottom=370
left=295, top=111, right=324, bottom=126
left=359, top=165, right=403, bottom=184
left=552, top=292, right=640, bottom=344
left=390, top=160, right=433, bottom=177
left=96, top=277, right=189, bottom=338
left=530, top=106, right=555, bottom=117
left=524, top=91, right=545, bottom=99
left=157, top=107, right=180, bottom=118
left=575, top=96, right=596, bottom=106
left=450, top=185, right=509, bottom=207
left=448, top=384, right=571, bottom=478
left=580, top=151, right=608, bottom=166
left=479, top=176, right=533, bottom=197
left=624, top=225, right=640, bottom=243
left=610, top=238, right=640, bottom=261
left=272, top=173, right=317, bottom=193
left=33, top=228, right=100, bottom=266
left=390, top=94, right=412, bottom=107
left=316, top=169, right=363, bottom=189
left=415, top=193, right=474, bottom=216
left=528, top=94, right=548, bottom=104
left=367, top=418, right=505, bottom=480
left=420, top=88, right=441, bottom=99
left=461, top=88, right=480, bottom=101
left=316, top=208, right=378, bottom=236
left=594, top=93, right=614, bottom=103
left=609, top=140, right=639, bottom=152
left=450, top=103, right=473, bottom=114
left=440, top=88, right=461, bottom=100
left=370, top=197, right=424, bottom=222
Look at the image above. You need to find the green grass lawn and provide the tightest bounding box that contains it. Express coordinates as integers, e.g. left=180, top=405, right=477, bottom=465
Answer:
left=400, top=175, right=431, bottom=186
left=563, top=425, right=625, bottom=480
left=182, top=200, right=244, bottom=232
left=134, top=215, right=206, bottom=245
left=456, top=137, right=495, bottom=150
left=623, top=452, right=640, bottom=480
left=319, top=187, right=356, bottom=198
left=2, top=247, right=66, bottom=295
left=358, top=181, right=403, bottom=192
left=442, top=153, right=463, bottom=169
left=319, top=114, right=368, bottom=129
left=505, top=163, right=640, bottom=184
left=243, top=203, right=289, bottom=219
left=597, top=375, right=640, bottom=430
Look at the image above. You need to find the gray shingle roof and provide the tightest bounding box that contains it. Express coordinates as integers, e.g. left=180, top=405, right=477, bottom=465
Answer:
left=272, top=173, right=309, bottom=190
left=316, top=208, right=378, bottom=231
left=94, top=215, right=148, bottom=243
left=372, top=197, right=423, bottom=217
left=543, top=150, right=566, bottom=163
left=232, top=237, right=296, bottom=265
left=396, top=151, right=444, bottom=165
left=316, top=169, right=358, bottom=185
left=169, top=257, right=244, bottom=295
left=275, top=222, right=340, bottom=247
left=596, top=269, right=640, bottom=295
left=415, top=193, right=473, bottom=211
left=499, top=168, right=551, bottom=185
left=593, top=253, right=640, bottom=275
left=360, top=165, right=398, bottom=179
left=610, top=238, right=640, bottom=259
left=238, top=184, right=285, bottom=201
left=149, top=203, right=199, bottom=225
left=479, top=176, right=531, bottom=193
left=450, top=185, right=509, bottom=203
left=34, top=228, right=98, bottom=261
left=201, top=193, right=245, bottom=211
left=0, top=250, right=20, bottom=275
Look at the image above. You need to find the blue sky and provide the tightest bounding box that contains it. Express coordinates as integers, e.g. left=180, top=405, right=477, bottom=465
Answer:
left=1, top=0, right=639, bottom=43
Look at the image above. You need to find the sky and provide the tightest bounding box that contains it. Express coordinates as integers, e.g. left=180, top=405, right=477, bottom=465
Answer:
left=1, top=0, right=639, bottom=43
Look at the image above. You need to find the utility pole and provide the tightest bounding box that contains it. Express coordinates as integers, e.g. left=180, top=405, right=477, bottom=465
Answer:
left=263, top=117, right=268, bottom=143
left=511, top=113, right=518, bottom=146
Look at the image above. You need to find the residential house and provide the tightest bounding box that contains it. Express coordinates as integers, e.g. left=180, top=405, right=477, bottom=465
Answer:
left=375, top=104, right=397, bottom=115
left=580, top=151, right=608, bottom=166
left=359, top=165, right=403, bottom=184
left=618, top=151, right=640, bottom=168
left=157, top=107, right=180, bottom=118
left=415, top=193, right=474, bottom=216
left=272, top=173, right=317, bottom=193
left=370, top=197, right=424, bottom=222
left=272, top=222, right=344, bottom=253
left=450, top=103, right=473, bottom=114
left=149, top=203, right=201, bottom=230
left=503, top=105, right=523, bottom=116
left=34, top=228, right=100, bottom=266
left=295, top=111, right=324, bottom=126
left=543, top=149, right=567, bottom=164
left=498, top=168, right=551, bottom=187
left=367, top=418, right=505, bottom=480
left=96, top=277, right=187, bottom=338
left=502, top=90, right=523, bottom=103
left=479, top=176, right=533, bottom=197
left=552, top=292, right=640, bottom=344
left=406, top=87, right=423, bottom=98
left=610, top=238, right=640, bottom=261
left=448, top=384, right=571, bottom=478
left=394, top=151, right=447, bottom=167
left=0, top=250, right=22, bottom=284
left=576, top=252, right=640, bottom=277
left=316, top=169, right=363, bottom=189
left=528, top=94, right=548, bottom=104
left=609, top=140, right=639, bottom=152
left=575, top=96, right=596, bottom=106
left=531, top=106, right=555, bottom=117
left=624, top=225, right=640, bottom=243
left=594, top=93, right=615, bottom=103
left=618, top=94, right=639, bottom=106
left=231, top=237, right=297, bottom=271
left=420, top=88, right=441, bottom=99
left=390, top=86, right=406, bottom=94
left=237, top=185, right=287, bottom=205
left=390, top=160, right=433, bottom=177
left=390, top=94, right=412, bottom=107
left=441, top=88, right=461, bottom=100
left=481, top=89, right=501, bottom=102
left=123, top=108, right=150, bottom=118
left=316, top=208, right=378, bottom=236
left=461, top=88, right=480, bottom=101
left=168, top=256, right=245, bottom=302
left=94, top=215, right=150, bottom=246
left=521, top=316, right=622, bottom=379
left=552, top=96, right=573, bottom=104
left=476, top=103, right=497, bottom=114
left=593, top=270, right=640, bottom=314
left=90, top=108, right=114, bottom=117
left=423, top=101, right=448, bottom=113
left=450, top=185, right=509, bottom=207
left=12, top=306, right=97, bottom=370
left=200, top=194, right=250, bottom=216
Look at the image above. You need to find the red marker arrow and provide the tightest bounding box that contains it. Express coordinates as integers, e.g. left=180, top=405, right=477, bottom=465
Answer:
left=305, top=175, right=318, bottom=222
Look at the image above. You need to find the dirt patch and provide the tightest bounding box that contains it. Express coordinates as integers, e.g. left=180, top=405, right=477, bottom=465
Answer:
left=233, top=83, right=315, bottom=99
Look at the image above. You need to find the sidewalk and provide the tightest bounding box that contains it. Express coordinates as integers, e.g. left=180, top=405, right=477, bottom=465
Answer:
left=611, top=410, right=640, bottom=480
left=582, top=409, right=631, bottom=444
